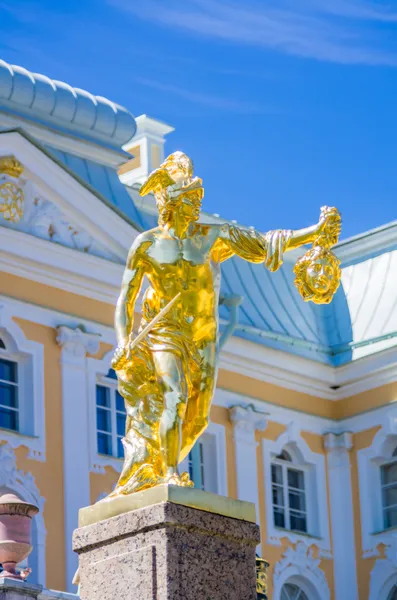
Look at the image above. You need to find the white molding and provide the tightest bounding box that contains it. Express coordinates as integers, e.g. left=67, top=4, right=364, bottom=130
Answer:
left=357, top=414, right=397, bottom=558
left=324, top=432, right=358, bottom=600
left=0, top=443, right=46, bottom=586
left=56, top=326, right=94, bottom=592
left=229, top=405, right=267, bottom=534
left=0, top=303, right=45, bottom=461
left=56, top=326, right=100, bottom=358
left=369, top=535, right=397, bottom=600
left=273, top=541, right=330, bottom=600
left=204, top=421, right=228, bottom=497
left=0, top=131, right=139, bottom=257
left=262, top=425, right=332, bottom=556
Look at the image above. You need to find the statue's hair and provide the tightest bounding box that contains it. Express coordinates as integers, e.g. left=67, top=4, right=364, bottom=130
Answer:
left=156, top=152, right=198, bottom=227
left=294, top=245, right=341, bottom=304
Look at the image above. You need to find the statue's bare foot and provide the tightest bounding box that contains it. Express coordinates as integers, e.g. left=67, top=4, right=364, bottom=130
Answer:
left=163, top=471, right=194, bottom=488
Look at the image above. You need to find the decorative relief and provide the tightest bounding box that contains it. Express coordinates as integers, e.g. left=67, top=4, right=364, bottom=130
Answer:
left=0, top=161, right=114, bottom=260
left=0, top=443, right=45, bottom=513
left=229, top=404, right=267, bottom=444
left=0, top=156, right=25, bottom=222
left=56, top=325, right=101, bottom=358
left=274, top=541, right=330, bottom=600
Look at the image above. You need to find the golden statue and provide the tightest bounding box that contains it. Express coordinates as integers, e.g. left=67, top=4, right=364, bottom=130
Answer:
left=0, top=156, right=24, bottom=223
left=110, top=151, right=341, bottom=496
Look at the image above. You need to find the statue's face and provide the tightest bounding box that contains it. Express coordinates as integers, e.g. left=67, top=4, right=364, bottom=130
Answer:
left=305, top=257, right=334, bottom=296
left=165, top=155, right=193, bottom=185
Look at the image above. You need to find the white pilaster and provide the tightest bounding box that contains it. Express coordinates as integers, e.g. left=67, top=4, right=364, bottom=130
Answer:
left=324, top=432, right=358, bottom=600
left=229, top=405, right=267, bottom=524
left=56, top=325, right=100, bottom=592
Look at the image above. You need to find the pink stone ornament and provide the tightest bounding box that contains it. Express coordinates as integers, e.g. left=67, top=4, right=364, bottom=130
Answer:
left=0, top=492, right=38, bottom=580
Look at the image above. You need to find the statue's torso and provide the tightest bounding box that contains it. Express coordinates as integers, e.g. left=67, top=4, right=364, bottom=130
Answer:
left=139, top=224, right=221, bottom=343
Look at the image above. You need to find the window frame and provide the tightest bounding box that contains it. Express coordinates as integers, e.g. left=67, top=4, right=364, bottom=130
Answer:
left=271, top=452, right=309, bottom=535
left=0, top=351, right=20, bottom=433
left=380, top=453, right=397, bottom=531
left=95, top=371, right=126, bottom=460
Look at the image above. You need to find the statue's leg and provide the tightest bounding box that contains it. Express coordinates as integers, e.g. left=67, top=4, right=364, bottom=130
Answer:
left=179, top=342, right=217, bottom=462
left=153, top=350, right=188, bottom=480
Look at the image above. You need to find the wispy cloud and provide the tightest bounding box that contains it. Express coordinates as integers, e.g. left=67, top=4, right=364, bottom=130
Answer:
left=130, top=76, right=269, bottom=113
left=110, top=0, right=397, bottom=66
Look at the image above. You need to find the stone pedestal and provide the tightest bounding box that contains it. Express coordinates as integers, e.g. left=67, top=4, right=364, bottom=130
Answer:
left=73, top=486, right=260, bottom=600
left=0, top=578, right=42, bottom=600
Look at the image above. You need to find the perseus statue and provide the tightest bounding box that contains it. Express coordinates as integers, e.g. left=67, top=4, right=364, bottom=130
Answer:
left=110, top=151, right=341, bottom=496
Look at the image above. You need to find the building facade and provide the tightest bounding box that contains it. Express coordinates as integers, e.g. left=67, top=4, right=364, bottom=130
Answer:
left=1, top=58, right=397, bottom=600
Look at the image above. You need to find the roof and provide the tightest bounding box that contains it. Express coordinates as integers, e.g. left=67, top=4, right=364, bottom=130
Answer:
left=0, top=59, right=136, bottom=152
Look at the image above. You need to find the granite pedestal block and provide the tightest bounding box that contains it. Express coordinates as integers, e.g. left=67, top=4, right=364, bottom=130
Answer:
left=73, top=486, right=260, bottom=600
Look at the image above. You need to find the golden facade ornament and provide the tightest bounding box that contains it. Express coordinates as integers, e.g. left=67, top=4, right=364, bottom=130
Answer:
left=0, top=156, right=25, bottom=223
left=109, top=151, right=342, bottom=497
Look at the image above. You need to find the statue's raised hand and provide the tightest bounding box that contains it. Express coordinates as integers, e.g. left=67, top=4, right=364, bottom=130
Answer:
left=111, top=344, right=129, bottom=371
left=316, top=206, right=341, bottom=247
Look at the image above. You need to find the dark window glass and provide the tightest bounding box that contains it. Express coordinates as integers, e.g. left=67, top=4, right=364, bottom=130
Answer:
left=384, top=507, right=397, bottom=529
left=272, top=485, right=284, bottom=507
left=116, top=391, right=125, bottom=413
left=287, top=468, right=304, bottom=490
left=96, top=408, right=111, bottom=433
left=288, top=490, right=306, bottom=512
left=273, top=508, right=285, bottom=528
left=0, top=407, right=18, bottom=431
left=106, top=369, right=118, bottom=380
left=117, top=437, right=124, bottom=459
left=97, top=432, right=112, bottom=455
left=0, top=338, right=5, bottom=350
left=116, top=414, right=125, bottom=437
left=290, top=511, right=307, bottom=532
left=96, top=385, right=110, bottom=408
left=0, top=359, right=17, bottom=383
left=271, top=464, right=283, bottom=485
left=0, top=383, right=18, bottom=408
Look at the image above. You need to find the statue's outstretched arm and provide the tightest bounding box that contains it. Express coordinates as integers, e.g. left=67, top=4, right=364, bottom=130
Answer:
left=213, top=207, right=340, bottom=272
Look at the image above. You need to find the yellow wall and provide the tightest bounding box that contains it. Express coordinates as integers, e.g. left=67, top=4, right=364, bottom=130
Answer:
left=13, top=318, right=66, bottom=592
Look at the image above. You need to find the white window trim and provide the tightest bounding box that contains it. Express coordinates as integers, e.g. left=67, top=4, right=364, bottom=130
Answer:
left=87, top=350, right=123, bottom=474
left=262, top=424, right=331, bottom=557
left=358, top=414, right=397, bottom=557
left=271, top=454, right=308, bottom=534
left=0, top=303, right=45, bottom=461
left=96, top=372, right=125, bottom=459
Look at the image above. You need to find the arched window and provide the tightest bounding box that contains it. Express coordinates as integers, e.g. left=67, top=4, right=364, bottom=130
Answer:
left=271, top=448, right=307, bottom=533
left=380, top=446, right=397, bottom=530
left=0, top=337, right=19, bottom=432
left=281, top=583, right=309, bottom=600
left=387, top=586, right=397, bottom=600
left=96, top=369, right=126, bottom=458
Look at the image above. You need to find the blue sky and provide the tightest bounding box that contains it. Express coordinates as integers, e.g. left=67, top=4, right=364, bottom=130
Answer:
left=1, top=0, right=397, bottom=239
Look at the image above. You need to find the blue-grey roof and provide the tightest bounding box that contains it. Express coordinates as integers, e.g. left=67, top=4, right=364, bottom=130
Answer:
left=45, top=145, right=148, bottom=230
left=133, top=203, right=397, bottom=366
left=0, top=59, right=136, bottom=152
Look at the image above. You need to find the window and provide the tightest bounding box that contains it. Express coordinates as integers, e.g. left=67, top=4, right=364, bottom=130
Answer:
left=188, top=440, right=206, bottom=490
left=281, top=583, right=309, bottom=600
left=271, top=449, right=307, bottom=533
left=96, top=369, right=126, bottom=459
left=0, top=337, right=19, bottom=432
left=388, top=586, right=397, bottom=600
left=381, top=447, right=397, bottom=530
left=181, top=433, right=219, bottom=493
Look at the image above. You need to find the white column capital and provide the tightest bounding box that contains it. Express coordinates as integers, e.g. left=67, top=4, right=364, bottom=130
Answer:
left=229, top=405, right=267, bottom=440
left=56, top=325, right=101, bottom=359
left=324, top=432, right=353, bottom=453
